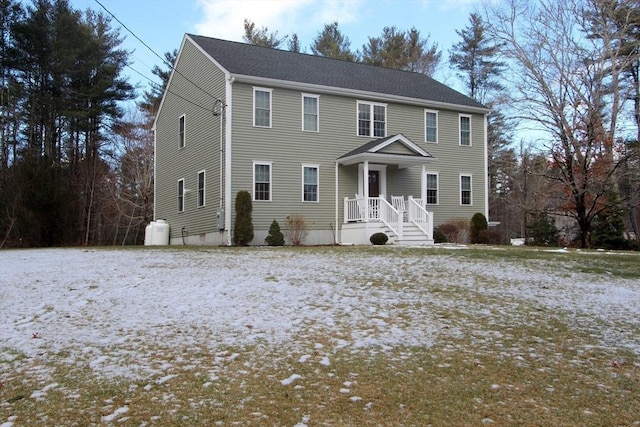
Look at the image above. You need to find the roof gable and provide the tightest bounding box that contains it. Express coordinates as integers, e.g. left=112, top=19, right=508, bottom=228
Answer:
left=186, top=34, right=487, bottom=111
left=338, top=134, right=434, bottom=167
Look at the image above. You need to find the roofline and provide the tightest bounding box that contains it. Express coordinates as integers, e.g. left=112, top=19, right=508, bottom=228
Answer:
left=230, top=73, right=491, bottom=114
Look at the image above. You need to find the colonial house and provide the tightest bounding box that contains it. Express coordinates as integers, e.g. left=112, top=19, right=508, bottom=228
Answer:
left=153, top=34, right=489, bottom=246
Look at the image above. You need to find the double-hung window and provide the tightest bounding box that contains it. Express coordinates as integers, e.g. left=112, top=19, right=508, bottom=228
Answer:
left=302, top=94, right=319, bottom=132
left=253, top=87, right=272, bottom=127
left=426, top=173, right=438, bottom=205
left=460, top=174, right=472, bottom=206
left=357, top=101, right=386, bottom=137
left=425, top=110, right=438, bottom=143
left=459, top=114, right=472, bottom=146
left=177, top=178, right=185, bottom=212
left=253, top=161, right=272, bottom=201
left=179, top=115, right=185, bottom=148
left=197, top=170, right=205, bottom=207
left=302, top=165, right=319, bottom=202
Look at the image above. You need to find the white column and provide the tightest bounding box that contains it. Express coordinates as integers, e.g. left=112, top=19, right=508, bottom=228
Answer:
left=363, top=160, right=369, bottom=222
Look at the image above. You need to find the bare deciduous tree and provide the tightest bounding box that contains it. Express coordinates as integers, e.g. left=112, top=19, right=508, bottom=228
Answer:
left=486, top=0, right=640, bottom=247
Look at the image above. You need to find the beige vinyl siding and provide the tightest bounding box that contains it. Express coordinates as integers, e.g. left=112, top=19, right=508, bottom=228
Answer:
left=387, top=103, right=486, bottom=225
left=231, top=84, right=351, bottom=231
left=155, top=38, right=226, bottom=239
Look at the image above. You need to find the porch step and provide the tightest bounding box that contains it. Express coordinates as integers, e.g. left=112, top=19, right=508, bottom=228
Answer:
left=384, top=223, right=434, bottom=246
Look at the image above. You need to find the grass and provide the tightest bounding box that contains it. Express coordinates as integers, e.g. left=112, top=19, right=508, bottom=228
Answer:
left=1, top=245, right=639, bottom=426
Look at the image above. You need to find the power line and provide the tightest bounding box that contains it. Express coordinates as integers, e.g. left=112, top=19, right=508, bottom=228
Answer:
left=127, top=65, right=212, bottom=113
left=94, top=0, right=219, bottom=104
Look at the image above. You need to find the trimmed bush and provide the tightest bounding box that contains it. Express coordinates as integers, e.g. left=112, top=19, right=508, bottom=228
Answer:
left=232, top=191, right=254, bottom=246
left=265, top=219, right=285, bottom=246
left=370, top=232, right=388, bottom=245
left=433, top=228, right=448, bottom=243
left=470, top=212, right=489, bottom=244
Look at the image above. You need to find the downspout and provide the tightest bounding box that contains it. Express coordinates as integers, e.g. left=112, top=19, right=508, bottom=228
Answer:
left=335, top=161, right=339, bottom=245
left=152, top=125, right=157, bottom=222
left=224, top=76, right=235, bottom=246
left=483, top=113, right=489, bottom=220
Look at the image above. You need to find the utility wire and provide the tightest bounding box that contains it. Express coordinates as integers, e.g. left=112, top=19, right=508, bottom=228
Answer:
left=94, top=0, right=219, bottom=104
left=127, top=65, right=212, bottom=113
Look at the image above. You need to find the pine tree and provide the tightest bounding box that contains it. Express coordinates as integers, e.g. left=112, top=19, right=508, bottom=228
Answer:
left=361, top=26, right=441, bottom=75
left=310, top=22, right=355, bottom=61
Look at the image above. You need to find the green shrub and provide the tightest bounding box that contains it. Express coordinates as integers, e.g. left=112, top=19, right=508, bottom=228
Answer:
left=370, top=232, right=388, bottom=245
left=265, top=219, right=285, bottom=246
left=233, top=191, right=254, bottom=246
left=470, top=212, right=488, bottom=244
left=433, top=228, right=448, bottom=243
left=591, top=198, right=628, bottom=250
left=526, top=212, right=559, bottom=247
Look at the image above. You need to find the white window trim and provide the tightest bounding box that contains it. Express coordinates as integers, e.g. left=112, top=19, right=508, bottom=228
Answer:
left=356, top=100, right=387, bottom=138
left=301, top=93, right=320, bottom=132
left=425, top=171, right=439, bottom=205
left=177, top=178, right=185, bottom=212
left=253, top=161, right=273, bottom=202
left=179, top=114, right=185, bottom=149
left=424, top=109, right=438, bottom=143
left=460, top=173, right=473, bottom=206
left=459, top=114, right=472, bottom=146
left=302, top=164, right=320, bottom=202
left=197, top=170, right=206, bottom=208
left=253, top=87, right=273, bottom=128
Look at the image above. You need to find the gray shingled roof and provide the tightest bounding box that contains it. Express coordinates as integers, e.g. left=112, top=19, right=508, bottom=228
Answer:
left=338, top=134, right=431, bottom=159
left=187, top=34, right=487, bottom=110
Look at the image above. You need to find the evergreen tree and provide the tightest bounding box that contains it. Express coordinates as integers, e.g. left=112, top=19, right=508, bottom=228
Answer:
left=243, top=19, right=286, bottom=48
left=265, top=219, right=284, bottom=246
left=233, top=190, right=254, bottom=246
left=449, top=13, right=504, bottom=104
left=591, top=194, right=628, bottom=249
left=361, top=26, right=441, bottom=75
left=526, top=212, right=559, bottom=247
left=310, top=22, right=355, bottom=61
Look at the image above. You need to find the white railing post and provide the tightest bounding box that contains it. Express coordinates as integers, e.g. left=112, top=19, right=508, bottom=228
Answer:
left=343, top=197, right=349, bottom=223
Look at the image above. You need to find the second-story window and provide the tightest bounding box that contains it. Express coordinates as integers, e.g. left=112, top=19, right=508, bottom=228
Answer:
left=302, top=94, right=319, bottom=132
left=460, top=114, right=472, bottom=146
left=254, top=87, right=272, bottom=127
left=425, top=110, right=438, bottom=143
left=357, top=101, right=386, bottom=138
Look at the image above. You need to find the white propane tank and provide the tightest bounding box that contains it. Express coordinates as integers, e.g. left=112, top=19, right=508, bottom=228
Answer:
left=144, top=223, right=153, bottom=245
left=145, top=220, right=170, bottom=245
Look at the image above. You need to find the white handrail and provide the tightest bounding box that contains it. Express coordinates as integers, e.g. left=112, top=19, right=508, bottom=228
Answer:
left=378, top=196, right=402, bottom=240
left=408, top=196, right=433, bottom=240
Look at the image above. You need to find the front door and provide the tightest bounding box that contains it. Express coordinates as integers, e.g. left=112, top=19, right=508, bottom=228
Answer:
left=368, top=170, right=380, bottom=197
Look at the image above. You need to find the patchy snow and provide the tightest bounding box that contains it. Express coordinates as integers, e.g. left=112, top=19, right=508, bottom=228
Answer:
left=1, top=247, right=639, bottom=382
left=280, top=374, right=302, bottom=386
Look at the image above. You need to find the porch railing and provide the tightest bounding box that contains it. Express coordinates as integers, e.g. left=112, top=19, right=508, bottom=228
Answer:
left=344, top=196, right=432, bottom=241
left=408, top=196, right=433, bottom=240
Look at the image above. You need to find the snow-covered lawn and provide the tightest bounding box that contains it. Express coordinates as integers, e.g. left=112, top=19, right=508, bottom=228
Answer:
left=1, top=246, right=639, bottom=425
